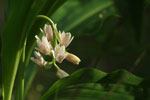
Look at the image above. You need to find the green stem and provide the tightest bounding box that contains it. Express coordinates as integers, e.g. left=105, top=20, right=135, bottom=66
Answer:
left=37, top=15, right=54, bottom=26
left=54, top=61, right=60, bottom=70
left=51, top=56, right=60, bottom=70
left=36, top=15, right=60, bottom=48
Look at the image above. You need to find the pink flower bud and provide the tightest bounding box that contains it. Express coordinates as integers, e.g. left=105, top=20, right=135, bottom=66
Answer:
left=44, top=24, right=53, bottom=41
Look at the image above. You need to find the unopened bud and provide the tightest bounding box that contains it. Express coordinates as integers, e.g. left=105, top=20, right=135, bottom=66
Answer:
left=44, top=24, right=53, bottom=41
left=56, top=69, right=69, bottom=78
left=66, top=53, right=81, bottom=65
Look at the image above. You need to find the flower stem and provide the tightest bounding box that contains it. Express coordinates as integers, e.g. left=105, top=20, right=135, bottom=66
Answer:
left=54, top=62, right=60, bottom=70
left=52, top=57, right=60, bottom=70
left=36, top=15, right=60, bottom=48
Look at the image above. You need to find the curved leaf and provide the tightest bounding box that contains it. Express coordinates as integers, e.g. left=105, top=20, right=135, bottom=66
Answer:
left=99, top=69, right=143, bottom=85
left=40, top=68, right=107, bottom=100
left=41, top=68, right=150, bottom=100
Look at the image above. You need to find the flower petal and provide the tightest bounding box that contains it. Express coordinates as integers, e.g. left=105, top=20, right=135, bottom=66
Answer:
left=54, top=45, right=68, bottom=63
left=35, top=35, right=52, bottom=55
left=59, top=31, right=73, bottom=47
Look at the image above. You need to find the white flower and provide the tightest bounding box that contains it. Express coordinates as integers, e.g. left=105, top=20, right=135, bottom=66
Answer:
left=31, top=51, right=46, bottom=67
left=54, top=45, right=68, bottom=63
left=35, top=35, right=52, bottom=55
left=44, top=24, right=53, bottom=41
left=66, top=53, right=81, bottom=65
left=59, top=31, right=74, bottom=48
left=56, top=69, right=69, bottom=78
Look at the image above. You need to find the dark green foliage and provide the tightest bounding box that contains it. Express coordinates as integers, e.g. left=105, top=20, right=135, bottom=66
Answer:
left=41, top=68, right=149, bottom=100
left=114, top=0, right=145, bottom=42
left=99, top=69, right=143, bottom=85
left=41, top=68, right=107, bottom=100
left=52, top=0, right=115, bottom=36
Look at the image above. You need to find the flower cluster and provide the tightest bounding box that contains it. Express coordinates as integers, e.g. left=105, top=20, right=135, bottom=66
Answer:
left=31, top=23, right=81, bottom=78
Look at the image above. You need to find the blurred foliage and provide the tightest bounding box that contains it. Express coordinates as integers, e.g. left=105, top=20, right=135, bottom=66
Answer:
left=52, top=0, right=115, bottom=36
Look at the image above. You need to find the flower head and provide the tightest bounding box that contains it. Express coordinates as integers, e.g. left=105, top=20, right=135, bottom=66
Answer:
left=56, top=69, right=69, bottom=78
left=35, top=35, right=52, bottom=55
left=44, top=24, right=53, bottom=41
left=59, top=31, right=74, bottom=48
left=54, top=45, right=68, bottom=63
left=31, top=16, right=81, bottom=76
left=31, top=51, right=46, bottom=67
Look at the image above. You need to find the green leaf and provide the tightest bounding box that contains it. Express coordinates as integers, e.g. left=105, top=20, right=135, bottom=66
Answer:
left=40, top=68, right=107, bottom=100
left=56, top=88, right=134, bottom=100
left=52, top=0, right=114, bottom=36
left=2, top=0, right=39, bottom=99
left=99, top=69, right=143, bottom=85
left=41, top=68, right=149, bottom=100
